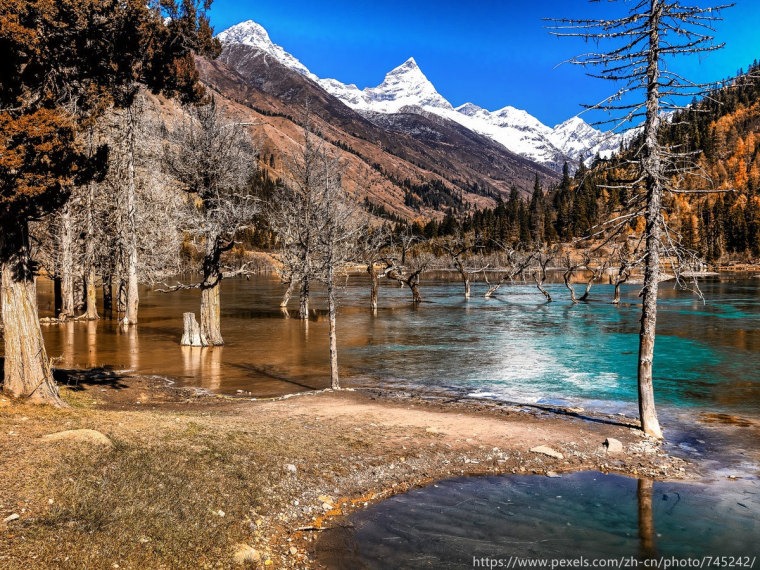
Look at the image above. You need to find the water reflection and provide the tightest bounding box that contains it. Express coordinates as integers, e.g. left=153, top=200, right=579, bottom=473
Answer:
left=638, top=478, right=656, bottom=559
left=317, top=472, right=760, bottom=569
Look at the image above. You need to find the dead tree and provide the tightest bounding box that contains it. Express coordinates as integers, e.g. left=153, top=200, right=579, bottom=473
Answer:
left=532, top=246, right=556, bottom=303
left=611, top=250, right=635, bottom=305
left=164, top=98, right=258, bottom=345
left=439, top=231, right=487, bottom=299
left=561, top=253, right=582, bottom=304
left=269, top=109, right=326, bottom=320
left=382, top=228, right=433, bottom=304
left=314, top=158, right=361, bottom=390
left=483, top=245, right=534, bottom=298
left=356, top=223, right=390, bottom=312
left=579, top=254, right=609, bottom=302
left=550, top=0, right=732, bottom=438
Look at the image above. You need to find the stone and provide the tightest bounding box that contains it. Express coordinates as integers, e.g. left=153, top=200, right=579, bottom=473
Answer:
left=233, top=544, right=260, bottom=565
left=284, top=464, right=297, bottom=474
left=40, top=429, right=113, bottom=448
left=604, top=438, right=624, bottom=454
left=530, top=445, right=564, bottom=460
left=545, top=471, right=561, bottom=478
left=3, top=513, right=20, bottom=523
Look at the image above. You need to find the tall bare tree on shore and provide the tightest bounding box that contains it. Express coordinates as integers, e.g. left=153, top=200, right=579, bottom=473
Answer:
left=314, top=158, right=361, bottom=390
left=550, top=0, right=732, bottom=438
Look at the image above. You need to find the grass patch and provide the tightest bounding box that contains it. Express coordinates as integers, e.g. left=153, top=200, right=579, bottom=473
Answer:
left=2, top=429, right=273, bottom=569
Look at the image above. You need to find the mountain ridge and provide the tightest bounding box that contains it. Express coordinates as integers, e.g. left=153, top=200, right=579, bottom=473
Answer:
left=217, top=19, right=623, bottom=170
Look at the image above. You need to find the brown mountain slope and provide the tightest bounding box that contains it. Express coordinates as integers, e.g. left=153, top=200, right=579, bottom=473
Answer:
left=196, top=48, right=558, bottom=219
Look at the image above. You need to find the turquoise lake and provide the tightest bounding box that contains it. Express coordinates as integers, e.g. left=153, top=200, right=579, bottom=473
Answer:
left=29, top=274, right=760, bottom=420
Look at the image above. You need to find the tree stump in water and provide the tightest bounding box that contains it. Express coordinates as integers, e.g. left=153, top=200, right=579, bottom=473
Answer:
left=181, top=312, right=205, bottom=346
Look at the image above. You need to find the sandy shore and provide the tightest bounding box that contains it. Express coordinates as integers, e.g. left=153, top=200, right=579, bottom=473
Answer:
left=0, top=376, right=691, bottom=569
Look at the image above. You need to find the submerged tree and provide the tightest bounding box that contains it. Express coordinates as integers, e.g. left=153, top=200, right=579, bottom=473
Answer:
left=549, top=0, right=732, bottom=438
left=164, top=99, right=258, bottom=345
left=270, top=113, right=325, bottom=319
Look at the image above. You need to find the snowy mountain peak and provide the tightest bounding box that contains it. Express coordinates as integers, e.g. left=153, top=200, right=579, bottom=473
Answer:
left=217, top=20, right=271, bottom=49
left=365, top=58, right=453, bottom=112
left=455, top=103, right=486, bottom=116
left=217, top=20, right=317, bottom=81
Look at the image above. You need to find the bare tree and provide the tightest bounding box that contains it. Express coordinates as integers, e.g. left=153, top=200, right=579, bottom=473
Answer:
left=561, top=253, right=582, bottom=304
left=382, top=228, right=434, bottom=304
left=549, top=0, right=732, bottom=438
left=269, top=111, right=325, bottom=319
left=579, top=253, right=609, bottom=302
left=611, top=248, right=636, bottom=305
left=439, top=230, right=487, bottom=299
left=163, top=98, right=258, bottom=345
left=483, top=245, right=534, bottom=298
left=314, top=158, right=362, bottom=389
left=356, top=223, right=390, bottom=312
left=531, top=246, right=556, bottom=303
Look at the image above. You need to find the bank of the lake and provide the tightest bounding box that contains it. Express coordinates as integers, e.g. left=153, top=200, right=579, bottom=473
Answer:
left=0, top=378, right=694, bottom=569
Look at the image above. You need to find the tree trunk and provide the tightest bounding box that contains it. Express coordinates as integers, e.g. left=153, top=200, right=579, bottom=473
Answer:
left=368, top=263, right=378, bottom=311
left=84, top=178, right=99, bottom=321
left=579, top=270, right=598, bottom=302
left=1, top=228, right=64, bottom=405
left=535, top=273, right=552, bottom=303
left=117, top=276, right=127, bottom=317
left=200, top=281, right=223, bottom=346
left=637, top=1, right=664, bottom=440
left=199, top=236, right=224, bottom=346
left=563, top=269, right=578, bottom=303
left=612, top=280, right=624, bottom=305
left=102, top=271, right=113, bottom=317
left=123, top=105, right=139, bottom=325
left=280, top=278, right=296, bottom=308
left=455, top=261, right=471, bottom=299
left=85, top=269, right=99, bottom=320
left=60, top=207, right=75, bottom=320
left=181, top=312, right=205, bottom=346
left=327, top=264, right=339, bottom=389
left=299, top=273, right=310, bottom=320
left=53, top=276, right=63, bottom=318
left=408, top=277, right=422, bottom=304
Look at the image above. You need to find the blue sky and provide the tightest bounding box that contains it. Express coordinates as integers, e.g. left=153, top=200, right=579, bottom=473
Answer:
left=208, top=1, right=759, bottom=127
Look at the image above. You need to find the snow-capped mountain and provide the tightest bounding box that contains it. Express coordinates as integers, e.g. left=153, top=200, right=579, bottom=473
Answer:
left=216, top=20, right=318, bottom=82
left=217, top=20, right=623, bottom=170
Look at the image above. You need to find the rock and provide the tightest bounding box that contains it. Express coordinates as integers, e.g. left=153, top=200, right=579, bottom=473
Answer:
left=317, top=495, right=333, bottom=506
left=604, top=438, right=624, bottom=454
left=530, top=445, right=564, bottom=460
left=40, top=429, right=113, bottom=448
left=545, top=471, right=561, bottom=478
left=284, top=464, right=297, bottom=474
left=289, top=547, right=297, bottom=555
left=233, top=544, right=260, bottom=565
left=3, top=513, right=20, bottom=523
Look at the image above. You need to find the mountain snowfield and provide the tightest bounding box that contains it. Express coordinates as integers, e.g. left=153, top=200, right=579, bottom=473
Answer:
left=217, top=20, right=624, bottom=169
